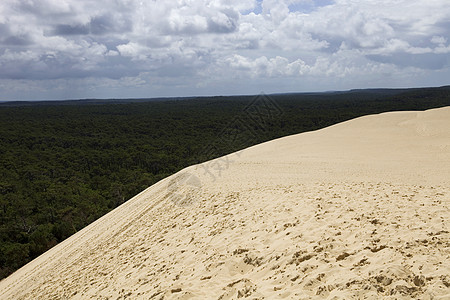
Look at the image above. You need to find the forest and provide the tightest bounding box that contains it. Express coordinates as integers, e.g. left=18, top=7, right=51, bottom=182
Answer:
left=1, top=86, right=450, bottom=279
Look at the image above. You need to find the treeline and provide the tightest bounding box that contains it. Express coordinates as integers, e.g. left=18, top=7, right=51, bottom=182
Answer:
left=1, top=86, right=450, bottom=279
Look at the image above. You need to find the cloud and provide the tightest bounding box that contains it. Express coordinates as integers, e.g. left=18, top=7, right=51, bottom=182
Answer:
left=224, top=54, right=310, bottom=77
left=52, top=24, right=90, bottom=36
left=2, top=35, right=33, bottom=46
left=207, top=9, right=239, bottom=33
left=116, top=42, right=146, bottom=59
left=367, top=53, right=449, bottom=70
left=0, top=0, right=450, bottom=100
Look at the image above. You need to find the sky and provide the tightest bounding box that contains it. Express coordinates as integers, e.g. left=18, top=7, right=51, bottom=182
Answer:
left=0, top=0, right=449, bottom=101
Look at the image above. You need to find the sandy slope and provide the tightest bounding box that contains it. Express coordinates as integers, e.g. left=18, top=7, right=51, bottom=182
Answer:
left=1, top=107, right=449, bottom=299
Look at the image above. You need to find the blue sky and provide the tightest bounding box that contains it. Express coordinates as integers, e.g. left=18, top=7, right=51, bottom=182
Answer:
left=0, top=0, right=449, bottom=101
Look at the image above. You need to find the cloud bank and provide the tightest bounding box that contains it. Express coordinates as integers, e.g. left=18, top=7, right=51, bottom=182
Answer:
left=0, top=0, right=449, bottom=100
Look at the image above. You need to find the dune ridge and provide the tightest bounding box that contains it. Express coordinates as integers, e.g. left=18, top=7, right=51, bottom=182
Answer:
left=1, top=107, right=449, bottom=299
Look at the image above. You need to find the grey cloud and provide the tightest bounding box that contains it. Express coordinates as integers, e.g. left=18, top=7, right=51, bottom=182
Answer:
left=157, top=64, right=196, bottom=77
left=0, top=52, right=142, bottom=80
left=94, top=59, right=145, bottom=79
left=53, top=24, right=90, bottom=36
left=207, top=18, right=237, bottom=33
left=308, top=34, right=344, bottom=53
left=51, top=14, right=132, bottom=36
left=16, top=1, right=49, bottom=15
left=96, top=37, right=130, bottom=52
left=0, top=23, right=10, bottom=36
left=433, top=20, right=450, bottom=43
left=2, top=36, right=32, bottom=46
left=15, top=0, right=74, bottom=21
left=0, top=24, right=33, bottom=46
left=90, top=14, right=132, bottom=35
left=366, top=53, right=449, bottom=70
left=207, top=9, right=239, bottom=33
left=143, top=36, right=172, bottom=48
left=435, top=20, right=450, bottom=34
left=236, top=39, right=259, bottom=50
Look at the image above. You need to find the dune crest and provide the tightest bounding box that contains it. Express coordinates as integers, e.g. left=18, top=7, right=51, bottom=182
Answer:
left=1, top=107, right=449, bottom=299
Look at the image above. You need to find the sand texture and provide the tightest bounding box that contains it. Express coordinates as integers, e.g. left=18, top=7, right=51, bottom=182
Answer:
left=1, top=107, right=449, bottom=299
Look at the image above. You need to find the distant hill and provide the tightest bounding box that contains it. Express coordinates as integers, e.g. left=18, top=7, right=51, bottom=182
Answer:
left=1, top=85, right=449, bottom=107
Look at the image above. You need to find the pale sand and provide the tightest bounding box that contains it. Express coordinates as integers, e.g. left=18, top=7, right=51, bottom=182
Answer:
left=1, top=107, right=449, bottom=299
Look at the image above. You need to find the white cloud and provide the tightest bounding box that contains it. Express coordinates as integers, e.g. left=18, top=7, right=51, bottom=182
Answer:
left=0, top=0, right=450, bottom=100
left=224, top=54, right=310, bottom=77
left=116, top=42, right=145, bottom=59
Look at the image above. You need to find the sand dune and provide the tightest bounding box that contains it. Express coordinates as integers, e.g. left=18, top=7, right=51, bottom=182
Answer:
left=1, top=107, right=449, bottom=299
